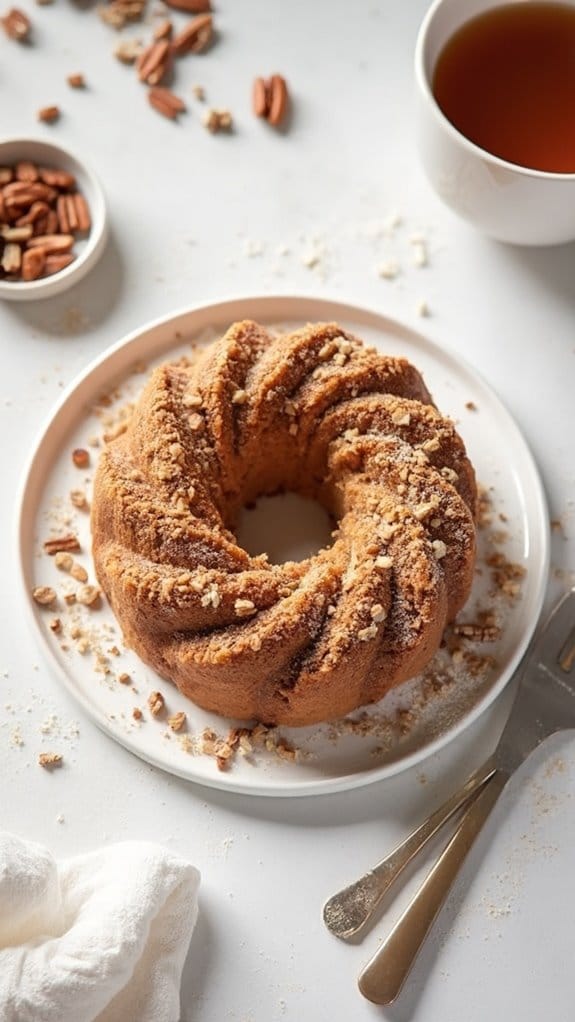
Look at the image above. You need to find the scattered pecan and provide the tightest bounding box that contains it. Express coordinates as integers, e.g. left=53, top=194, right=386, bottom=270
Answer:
left=43, top=534, right=81, bottom=555
left=137, top=38, right=171, bottom=85
left=1, top=7, right=30, bottom=40
left=32, top=586, right=57, bottom=606
left=38, top=752, right=63, bottom=769
left=165, top=0, right=210, bottom=11
left=72, top=447, right=90, bottom=467
left=114, top=38, right=143, bottom=64
left=37, top=106, right=61, bottom=124
left=67, top=72, right=85, bottom=88
left=252, top=74, right=289, bottom=127
left=99, top=0, right=145, bottom=30
left=168, top=711, right=186, bottom=732
left=70, top=489, right=89, bottom=510
left=54, top=551, right=74, bottom=572
left=76, top=585, right=101, bottom=607
left=148, top=690, right=165, bottom=716
left=148, top=86, right=186, bottom=119
left=202, top=108, right=232, bottom=133
left=171, top=13, right=212, bottom=56
left=70, top=562, right=88, bottom=583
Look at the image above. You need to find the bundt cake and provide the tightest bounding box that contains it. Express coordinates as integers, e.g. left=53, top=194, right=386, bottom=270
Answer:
left=92, top=320, right=477, bottom=726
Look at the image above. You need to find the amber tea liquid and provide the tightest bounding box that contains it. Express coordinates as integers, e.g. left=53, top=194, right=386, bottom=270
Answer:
left=432, top=2, right=575, bottom=173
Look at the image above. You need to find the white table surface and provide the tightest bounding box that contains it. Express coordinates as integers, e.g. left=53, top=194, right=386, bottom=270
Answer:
left=2, top=2, right=575, bottom=1019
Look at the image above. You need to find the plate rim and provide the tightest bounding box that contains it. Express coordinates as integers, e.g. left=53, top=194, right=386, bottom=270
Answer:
left=15, top=293, right=551, bottom=797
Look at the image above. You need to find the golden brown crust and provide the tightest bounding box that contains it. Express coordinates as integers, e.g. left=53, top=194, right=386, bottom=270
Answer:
left=92, top=321, right=477, bottom=726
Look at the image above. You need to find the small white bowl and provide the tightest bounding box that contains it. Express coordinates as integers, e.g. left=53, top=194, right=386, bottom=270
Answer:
left=0, top=137, right=108, bottom=300
left=415, top=0, right=575, bottom=246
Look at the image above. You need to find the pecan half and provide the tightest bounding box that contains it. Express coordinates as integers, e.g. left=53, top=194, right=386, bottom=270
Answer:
left=56, top=194, right=70, bottom=233
left=16, top=200, right=49, bottom=226
left=16, top=161, right=39, bottom=182
left=73, top=193, right=91, bottom=231
left=148, top=86, right=186, bottom=119
left=4, top=181, right=57, bottom=202
left=137, top=39, right=171, bottom=85
left=43, top=534, right=81, bottom=555
left=38, top=168, right=76, bottom=189
left=27, top=233, right=74, bottom=253
left=165, top=0, right=210, bottom=11
left=44, top=253, right=74, bottom=275
left=171, top=13, right=212, bottom=55
left=252, top=74, right=289, bottom=127
left=44, top=210, right=59, bottom=234
left=99, top=0, right=145, bottom=29
left=1, top=224, right=33, bottom=241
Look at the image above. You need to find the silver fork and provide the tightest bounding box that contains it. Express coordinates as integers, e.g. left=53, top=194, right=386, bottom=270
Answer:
left=324, top=588, right=575, bottom=1005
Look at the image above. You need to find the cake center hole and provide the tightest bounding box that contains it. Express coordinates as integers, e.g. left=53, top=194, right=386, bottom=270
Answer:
left=236, top=492, right=333, bottom=565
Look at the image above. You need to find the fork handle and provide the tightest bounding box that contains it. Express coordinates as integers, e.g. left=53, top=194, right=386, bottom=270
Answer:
left=358, top=769, right=508, bottom=1005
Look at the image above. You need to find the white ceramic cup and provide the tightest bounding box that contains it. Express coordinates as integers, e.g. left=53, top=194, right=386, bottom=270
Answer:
left=0, top=137, right=108, bottom=300
left=415, top=0, right=575, bottom=246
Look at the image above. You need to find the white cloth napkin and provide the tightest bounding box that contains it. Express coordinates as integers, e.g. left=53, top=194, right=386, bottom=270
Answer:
left=0, top=831, right=200, bottom=1022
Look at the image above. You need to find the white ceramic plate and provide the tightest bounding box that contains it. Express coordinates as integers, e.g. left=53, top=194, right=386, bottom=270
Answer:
left=17, top=296, right=549, bottom=797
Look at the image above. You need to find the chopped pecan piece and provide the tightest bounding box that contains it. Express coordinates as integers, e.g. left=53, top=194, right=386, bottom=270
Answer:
left=38, top=752, right=63, bottom=769
left=37, top=106, right=61, bottom=124
left=148, top=690, right=165, bottom=716
left=43, top=534, right=81, bottom=555
left=1, top=7, right=30, bottom=40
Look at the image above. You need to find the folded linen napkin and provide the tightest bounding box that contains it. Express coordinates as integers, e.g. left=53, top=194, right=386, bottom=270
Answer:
left=0, top=831, right=200, bottom=1022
